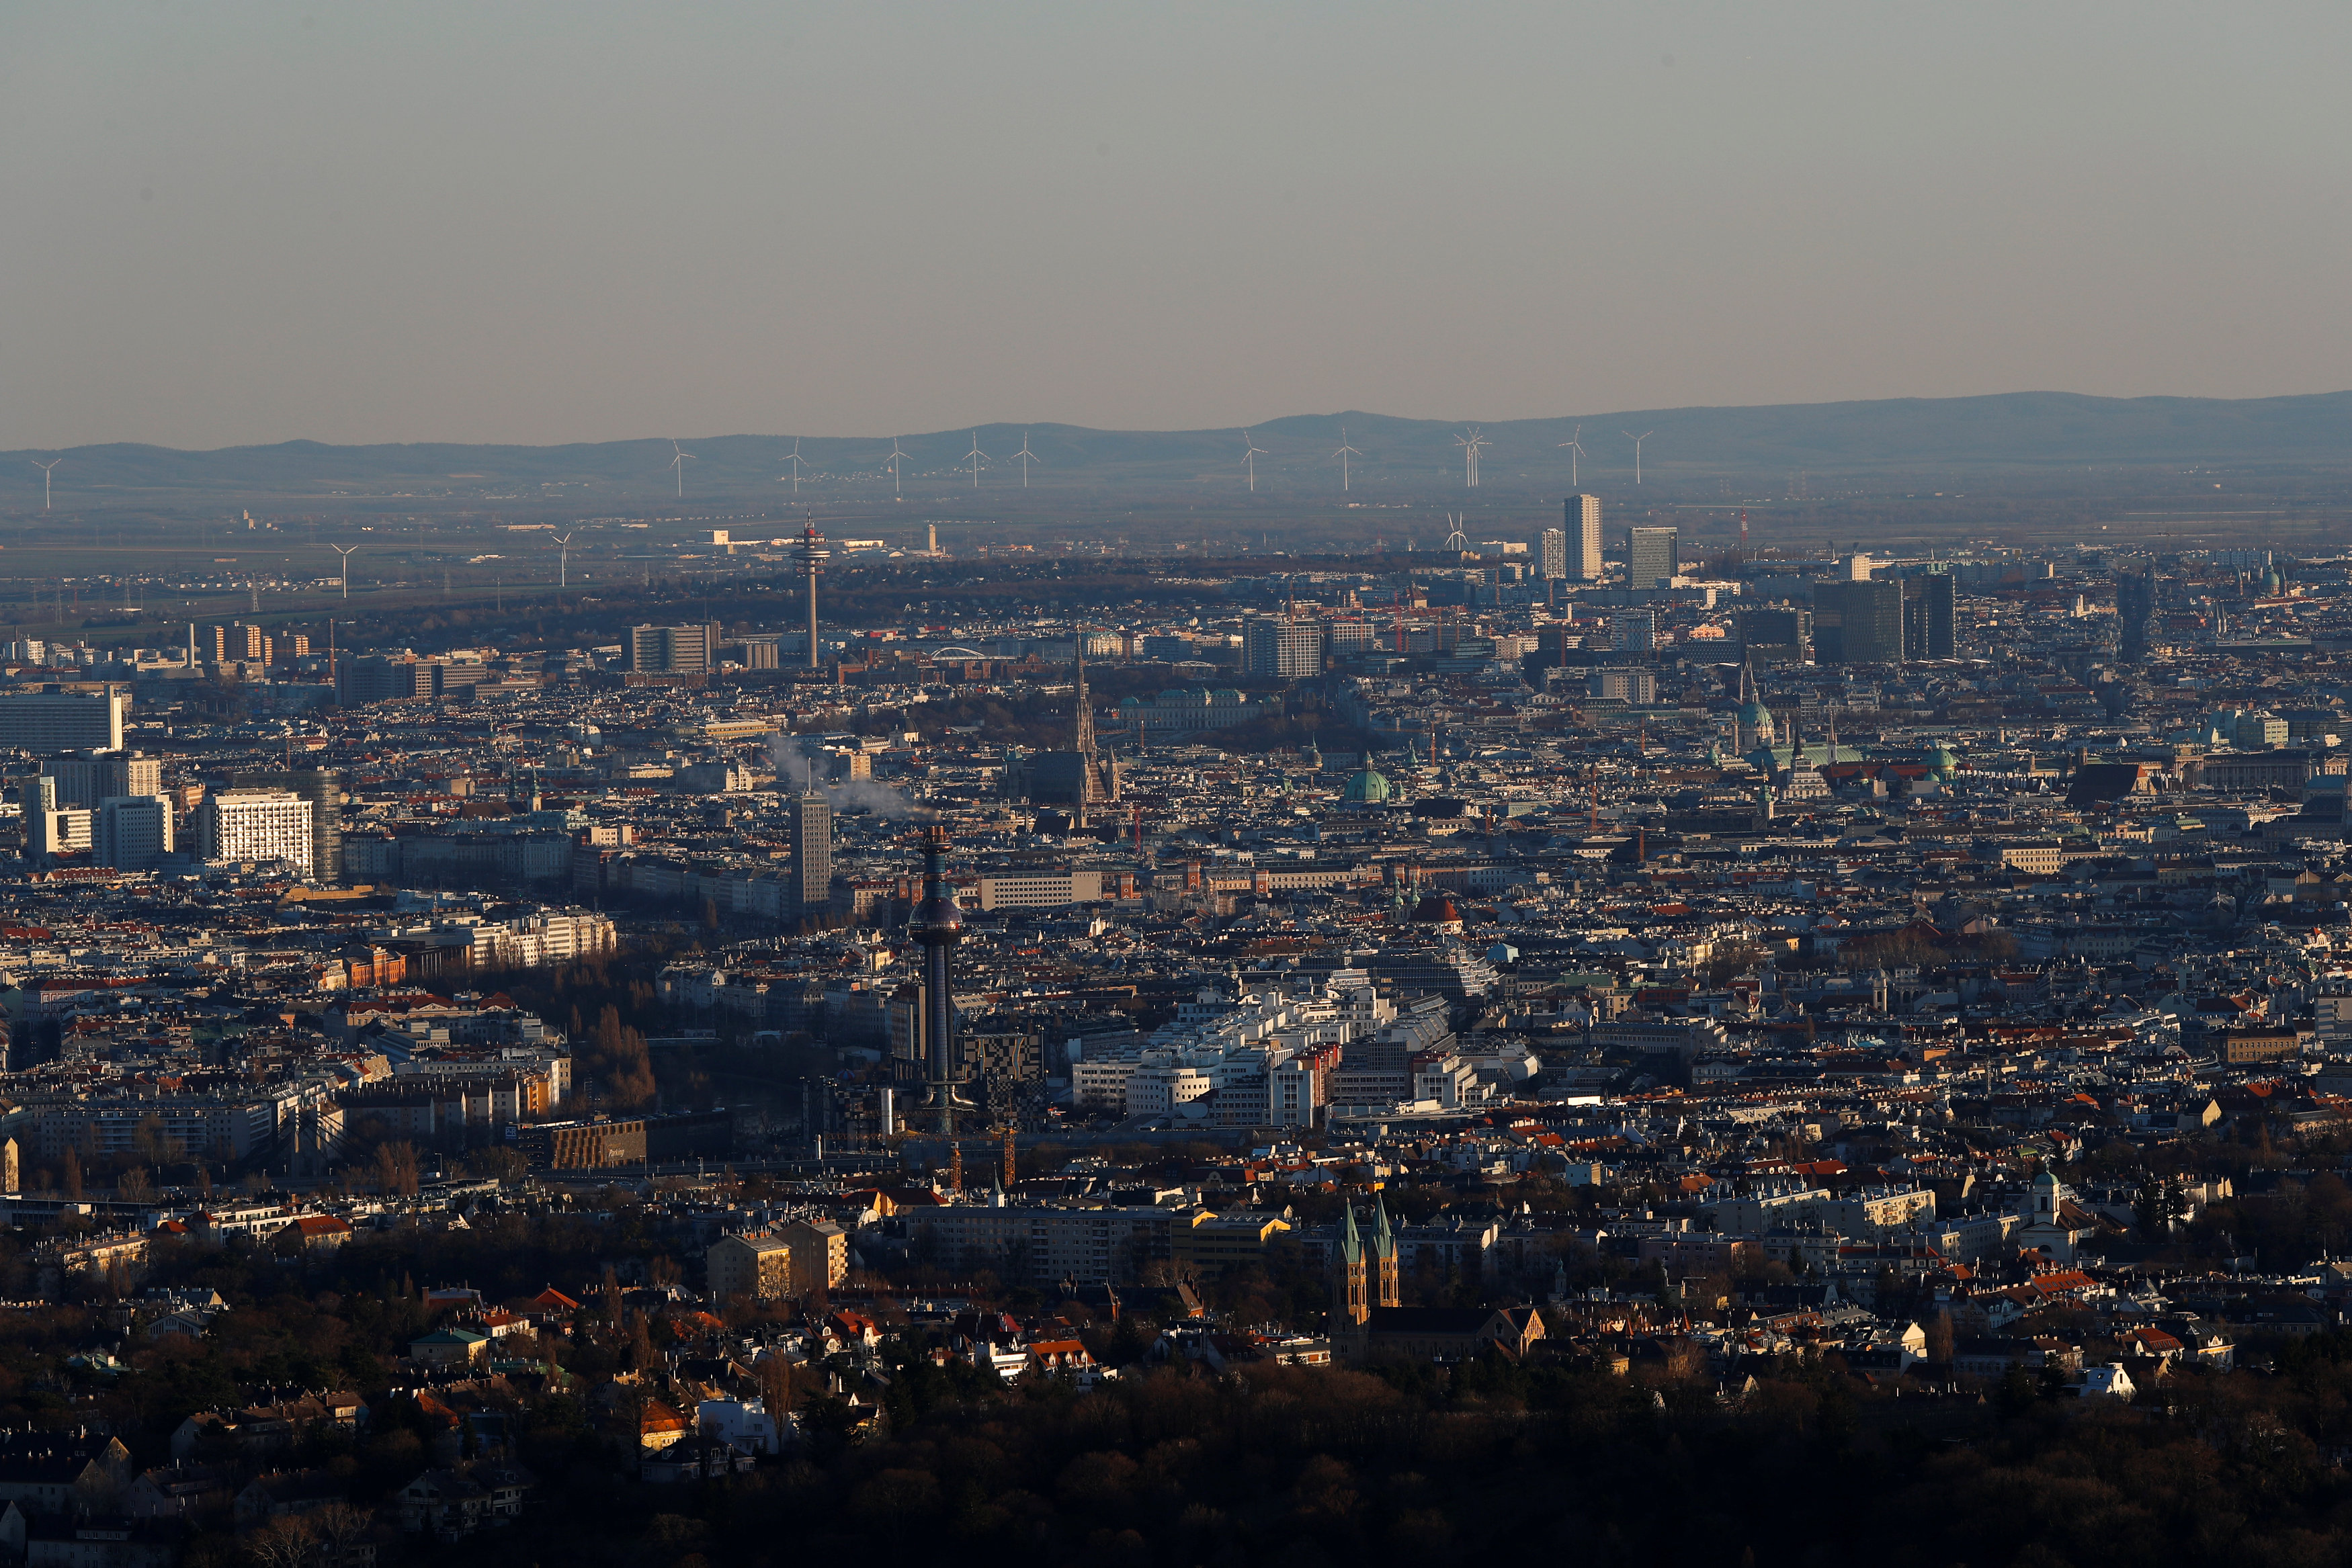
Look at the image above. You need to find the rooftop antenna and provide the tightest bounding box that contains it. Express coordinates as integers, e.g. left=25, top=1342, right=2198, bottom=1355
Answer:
left=886, top=436, right=910, bottom=499
left=668, top=439, right=696, bottom=497
left=963, top=430, right=989, bottom=488
left=30, top=459, right=61, bottom=511
left=551, top=530, right=575, bottom=589
left=1624, top=429, right=1653, bottom=485
left=1333, top=426, right=1362, bottom=492
left=1240, top=429, right=1267, bottom=493
left=1556, top=425, right=1585, bottom=486
left=1454, top=427, right=1486, bottom=488
left=329, top=543, right=359, bottom=600
left=782, top=439, right=807, bottom=493
left=1011, top=431, right=1040, bottom=487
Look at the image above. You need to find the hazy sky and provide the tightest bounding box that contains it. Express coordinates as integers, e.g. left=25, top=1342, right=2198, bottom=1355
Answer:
left=7, top=2, right=2350, bottom=449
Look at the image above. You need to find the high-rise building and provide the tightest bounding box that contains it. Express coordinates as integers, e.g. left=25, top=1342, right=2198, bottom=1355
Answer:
left=1539, top=527, right=1568, bottom=582
left=233, top=769, right=343, bottom=883
left=1613, top=609, right=1656, bottom=653
left=0, top=689, right=128, bottom=752
left=626, top=623, right=722, bottom=686
left=1243, top=617, right=1324, bottom=679
left=1816, top=580, right=1904, bottom=664
left=1628, top=526, right=1679, bottom=590
left=194, top=790, right=314, bottom=874
left=96, top=795, right=173, bottom=871
left=42, top=751, right=162, bottom=810
left=2117, top=570, right=2153, bottom=664
left=788, top=790, right=833, bottom=920
left=1738, top=606, right=1814, bottom=664
left=1925, top=572, right=1956, bottom=658
left=1566, top=494, right=1604, bottom=580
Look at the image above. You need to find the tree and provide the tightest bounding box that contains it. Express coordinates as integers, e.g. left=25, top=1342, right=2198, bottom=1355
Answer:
left=1925, top=1309, right=1956, bottom=1365
left=117, top=1167, right=153, bottom=1205
left=244, top=1516, right=317, bottom=1568
left=61, top=1148, right=82, bottom=1201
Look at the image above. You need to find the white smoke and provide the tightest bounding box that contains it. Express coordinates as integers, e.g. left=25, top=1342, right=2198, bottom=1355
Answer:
left=767, top=734, right=919, bottom=817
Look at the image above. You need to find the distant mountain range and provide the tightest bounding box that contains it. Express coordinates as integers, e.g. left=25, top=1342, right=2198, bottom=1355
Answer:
left=9, top=390, right=2349, bottom=510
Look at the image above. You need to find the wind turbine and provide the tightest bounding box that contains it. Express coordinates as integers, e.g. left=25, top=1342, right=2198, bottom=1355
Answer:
left=964, top=430, right=990, bottom=488
left=668, top=439, right=696, bottom=497
left=1624, top=429, right=1653, bottom=485
left=1240, top=429, right=1267, bottom=493
left=782, top=439, right=807, bottom=493
left=1443, top=514, right=1470, bottom=552
left=1556, top=425, right=1585, bottom=486
left=29, top=459, right=60, bottom=511
left=552, top=531, right=575, bottom=589
left=1011, top=431, right=1041, bottom=486
left=329, top=543, right=359, bottom=600
left=886, top=437, right=910, bottom=498
left=1333, top=427, right=1362, bottom=492
left=1454, top=427, right=1486, bottom=488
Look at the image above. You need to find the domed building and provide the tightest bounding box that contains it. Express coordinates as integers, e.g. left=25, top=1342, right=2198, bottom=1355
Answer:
left=1921, top=742, right=1960, bottom=783
left=1733, top=664, right=1776, bottom=753
left=1343, top=765, right=1393, bottom=805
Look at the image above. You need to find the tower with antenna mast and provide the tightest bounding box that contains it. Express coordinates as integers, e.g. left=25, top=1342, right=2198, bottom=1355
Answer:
left=911, top=823, right=976, bottom=1136
left=793, top=514, right=830, bottom=668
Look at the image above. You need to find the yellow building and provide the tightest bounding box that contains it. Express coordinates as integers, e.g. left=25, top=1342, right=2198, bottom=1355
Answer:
left=706, top=1233, right=795, bottom=1301
left=1171, top=1211, right=1292, bottom=1279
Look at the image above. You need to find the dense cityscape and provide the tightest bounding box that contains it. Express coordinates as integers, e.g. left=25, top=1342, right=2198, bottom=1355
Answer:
left=0, top=490, right=2345, bottom=1566
left=10, top=3, right=2347, bottom=1563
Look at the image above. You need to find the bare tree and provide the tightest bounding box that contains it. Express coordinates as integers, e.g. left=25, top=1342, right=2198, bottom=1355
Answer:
left=244, top=1515, right=318, bottom=1568
left=117, top=1167, right=153, bottom=1205
left=308, top=1502, right=373, bottom=1567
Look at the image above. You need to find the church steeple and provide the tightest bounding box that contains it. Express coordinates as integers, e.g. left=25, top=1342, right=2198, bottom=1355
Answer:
left=1073, top=645, right=1095, bottom=757
left=1331, top=1203, right=1370, bottom=1327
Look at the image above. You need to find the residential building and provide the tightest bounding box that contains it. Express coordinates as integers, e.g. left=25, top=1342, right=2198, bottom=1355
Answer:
left=1243, top=617, right=1323, bottom=679
left=194, top=790, right=314, bottom=874
left=1566, top=494, right=1603, bottom=580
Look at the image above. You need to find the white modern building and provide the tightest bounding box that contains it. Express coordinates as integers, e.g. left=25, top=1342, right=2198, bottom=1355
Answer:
left=1566, top=494, right=1604, bottom=580
left=194, top=789, right=314, bottom=873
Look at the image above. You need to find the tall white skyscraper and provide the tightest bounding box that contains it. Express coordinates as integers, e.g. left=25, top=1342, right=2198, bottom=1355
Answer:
left=1539, top=527, right=1567, bottom=581
left=1566, top=494, right=1603, bottom=580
